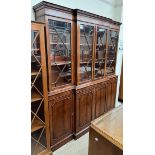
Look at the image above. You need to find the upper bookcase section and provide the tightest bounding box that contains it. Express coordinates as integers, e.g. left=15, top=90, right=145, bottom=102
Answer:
left=33, top=1, right=121, bottom=27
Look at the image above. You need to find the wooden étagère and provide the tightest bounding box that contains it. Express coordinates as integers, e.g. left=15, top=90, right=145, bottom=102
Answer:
left=33, top=1, right=121, bottom=151
left=31, top=21, right=52, bottom=155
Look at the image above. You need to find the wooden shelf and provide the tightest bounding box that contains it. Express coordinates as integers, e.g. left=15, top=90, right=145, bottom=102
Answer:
left=80, top=61, right=91, bottom=63
left=31, top=92, right=42, bottom=102
left=31, top=70, right=41, bottom=76
left=50, top=42, right=70, bottom=45
left=51, top=61, right=71, bottom=66
left=80, top=44, right=93, bottom=46
left=80, top=35, right=93, bottom=37
left=31, top=139, right=46, bottom=155
left=31, top=48, right=40, bottom=51
left=31, top=118, right=44, bottom=133
left=38, top=149, right=52, bottom=155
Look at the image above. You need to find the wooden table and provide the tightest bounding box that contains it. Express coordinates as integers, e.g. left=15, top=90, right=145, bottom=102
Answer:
left=88, top=105, right=123, bottom=155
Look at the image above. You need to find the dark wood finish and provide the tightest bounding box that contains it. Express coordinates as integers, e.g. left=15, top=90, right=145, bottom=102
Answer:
left=74, top=76, right=117, bottom=138
left=33, top=1, right=120, bottom=150
left=75, top=86, right=94, bottom=134
left=89, top=128, right=122, bottom=155
left=94, top=82, right=106, bottom=118
left=48, top=90, right=74, bottom=151
left=31, top=21, right=51, bottom=154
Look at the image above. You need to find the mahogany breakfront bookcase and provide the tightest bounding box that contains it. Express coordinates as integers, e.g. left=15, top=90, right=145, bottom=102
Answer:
left=33, top=1, right=121, bottom=152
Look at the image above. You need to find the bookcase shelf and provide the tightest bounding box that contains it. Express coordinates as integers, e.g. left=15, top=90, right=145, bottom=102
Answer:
left=31, top=118, right=44, bottom=133
left=31, top=92, right=42, bottom=102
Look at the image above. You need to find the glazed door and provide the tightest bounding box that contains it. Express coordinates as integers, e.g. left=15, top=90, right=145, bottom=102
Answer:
left=94, top=27, right=107, bottom=79
left=106, top=30, right=119, bottom=76
left=47, top=18, right=73, bottom=90
left=78, top=24, right=95, bottom=83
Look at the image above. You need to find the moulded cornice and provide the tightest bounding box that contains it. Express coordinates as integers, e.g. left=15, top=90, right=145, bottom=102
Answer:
left=33, top=1, right=73, bottom=14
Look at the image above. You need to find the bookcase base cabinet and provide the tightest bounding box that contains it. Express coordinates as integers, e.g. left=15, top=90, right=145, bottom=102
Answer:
left=74, top=76, right=117, bottom=139
left=48, top=76, right=117, bottom=150
left=48, top=90, right=74, bottom=151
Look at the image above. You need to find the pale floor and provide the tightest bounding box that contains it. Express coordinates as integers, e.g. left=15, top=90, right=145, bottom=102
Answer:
left=53, top=101, right=122, bottom=155
left=53, top=133, right=89, bottom=155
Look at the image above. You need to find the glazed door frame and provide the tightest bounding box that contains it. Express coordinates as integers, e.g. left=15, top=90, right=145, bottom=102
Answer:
left=76, top=20, right=120, bottom=84
left=76, top=21, right=96, bottom=85
left=45, top=16, right=74, bottom=91
left=94, top=25, right=109, bottom=80
left=106, top=28, right=120, bottom=76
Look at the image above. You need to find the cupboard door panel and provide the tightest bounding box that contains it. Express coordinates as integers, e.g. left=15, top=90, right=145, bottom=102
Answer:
left=105, top=78, right=117, bottom=113
left=95, top=83, right=106, bottom=118
left=105, top=80, right=113, bottom=112
left=112, top=77, right=117, bottom=107
left=76, top=88, right=93, bottom=132
left=49, top=91, right=73, bottom=146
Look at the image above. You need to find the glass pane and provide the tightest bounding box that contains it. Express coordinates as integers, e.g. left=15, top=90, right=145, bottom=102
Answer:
left=80, top=24, right=94, bottom=82
left=31, top=30, right=41, bottom=73
left=95, top=27, right=106, bottom=78
left=106, top=30, right=118, bottom=75
left=31, top=30, right=43, bottom=103
left=48, top=20, right=72, bottom=88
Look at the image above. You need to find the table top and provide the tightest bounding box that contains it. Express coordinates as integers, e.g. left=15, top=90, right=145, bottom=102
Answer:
left=91, top=105, right=123, bottom=150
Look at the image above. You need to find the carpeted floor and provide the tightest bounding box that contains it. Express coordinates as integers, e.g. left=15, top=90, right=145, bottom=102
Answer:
left=53, top=133, right=89, bottom=155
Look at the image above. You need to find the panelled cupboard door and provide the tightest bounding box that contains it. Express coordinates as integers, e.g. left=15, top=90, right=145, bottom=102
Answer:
left=49, top=91, right=74, bottom=147
left=112, top=77, right=117, bottom=107
left=94, top=82, right=106, bottom=118
left=105, top=77, right=117, bottom=112
left=76, top=87, right=93, bottom=132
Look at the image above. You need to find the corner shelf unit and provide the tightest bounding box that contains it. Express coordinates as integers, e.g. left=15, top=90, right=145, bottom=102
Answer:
left=31, top=21, right=51, bottom=155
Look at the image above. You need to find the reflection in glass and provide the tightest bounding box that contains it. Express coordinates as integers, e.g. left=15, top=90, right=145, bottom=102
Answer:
left=48, top=20, right=72, bottom=87
left=80, top=24, right=94, bottom=82
left=31, top=31, right=41, bottom=74
left=106, top=31, right=118, bottom=75
left=95, top=27, right=106, bottom=78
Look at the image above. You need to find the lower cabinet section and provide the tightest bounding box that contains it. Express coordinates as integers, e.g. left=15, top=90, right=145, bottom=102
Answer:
left=48, top=90, right=74, bottom=151
left=75, top=86, right=94, bottom=138
left=74, top=76, right=118, bottom=138
left=48, top=76, right=118, bottom=151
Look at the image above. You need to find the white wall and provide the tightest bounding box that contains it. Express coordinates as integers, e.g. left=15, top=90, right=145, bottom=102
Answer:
left=115, top=9, right=123, bottom=107
left=31, top=0, right=123, bottom=106
left=31, top=0, right=122, bottom=22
